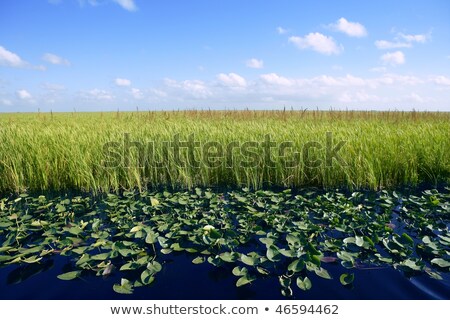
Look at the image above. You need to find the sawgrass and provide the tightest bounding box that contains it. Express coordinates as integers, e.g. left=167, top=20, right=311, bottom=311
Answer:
left=0, top=110, right=448, bottom=193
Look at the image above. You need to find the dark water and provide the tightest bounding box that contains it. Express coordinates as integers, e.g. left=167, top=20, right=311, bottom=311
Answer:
left=1, top=253, right=449, bottom=300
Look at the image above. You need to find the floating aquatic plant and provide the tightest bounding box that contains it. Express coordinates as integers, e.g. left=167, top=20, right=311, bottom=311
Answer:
left=0, top=187, right=449, bottom=296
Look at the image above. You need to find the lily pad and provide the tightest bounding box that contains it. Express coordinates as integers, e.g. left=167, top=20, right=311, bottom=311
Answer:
left=339, top=273, right=354, bottom=285
left=296, top=276, right=312, bottom=291
left=57, top=271, right=81, bottom=281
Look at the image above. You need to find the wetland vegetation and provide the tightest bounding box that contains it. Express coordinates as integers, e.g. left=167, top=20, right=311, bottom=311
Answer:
left=0, top=110, right=449, bottom=298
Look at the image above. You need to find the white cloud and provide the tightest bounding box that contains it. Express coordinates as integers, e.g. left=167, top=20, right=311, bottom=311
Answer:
left=375, top=32, right=430, bottom=50
left=376, top=73, right=422, bottom=86
left=115, top=78, right=131, bottom=87
left=431, top=75, right=450, bottom=86
left=77, top=0, right=137, bottom=11
left=42, top=53, right=70, bottom=66
left=245, top=58, right=264, bottom=69
left=113, top=0, right=137, bottom=11
left=83, top=89, right=114, bottom=101
left=164, top=78, right=212, bottom=99
left=16, top=89, right=32, bottom=100
left=149, top=88, right=168, bottom=98
left=381, top=51, right=405, bottom=66
left=374, top=40, right=411, bottom=49
left=260, top=73, right=294, bottom=87
left=130, top=88, right=144, bottom=99
left=277, top=27, right=288, bottom=34
left=0, top=46, right=27, bottom=68
left=217, top=73, right=247, bottom=88
left=34, top=65, right=47, bottom=71
left=1, top=98, right=13, bottom=106
left=289, top=33, right=342, bottom=55
left=407, top=93, right=425, bottom=103
left=338, top=91, right=380, bottom=103
left=330, top=17, right=367, bottom=37
left=398, top=33, right=428, bottom=43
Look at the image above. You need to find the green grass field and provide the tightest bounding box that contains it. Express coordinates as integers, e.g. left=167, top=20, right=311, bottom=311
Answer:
left=0, top=110, right=449, bottom=193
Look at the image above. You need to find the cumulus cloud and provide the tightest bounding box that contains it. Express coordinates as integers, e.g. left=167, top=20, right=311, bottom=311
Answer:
left=1, top=98, right=13, bottom=106
left=246, top=58, right=264, bottom=69
left=217, top=73, right=247, bottom=87
left=375, top=32, right=430, bottom=50
left=381, top=51, right=405, bottom=66
left=16, top=89, right=32, bottom=100
left=277, top=27, right=288, bottom=34
left=42, top=53, right=71, bottom=66
left=260, top=73, right=294, bottom=87
left=82, top=89, right=114, bottom=101
left=115, top=78, right=131, bottom=87
left=164, top=78, right=212, bottom=99
left=77, top=0, right=137, bottom=11
left=130, top=88, right=144, bottom=99
left=375, top=40, right=411, bottom=49
left=330, top=17, right=367, bottom=37
left=431, top=75, right=450, bottom=86
left=338, top=91, right=380, bottom=103
left=0, top=46, right=27, bottom=68
left=398, top=32, right=428, bottom=43
left=289, top=33, right=342, bottom=55
left=112, top=0, right=137, bottom=11
left=407, top=93, right=425, bottom=103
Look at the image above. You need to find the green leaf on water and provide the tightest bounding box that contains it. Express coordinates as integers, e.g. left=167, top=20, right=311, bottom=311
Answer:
left=57, top=270, right=81, bottom=281
left=278, top=276, right=291, bottom=288
left=130, top=225, right=143, bottom=233
left=401, top=233, right=414, bottom=246
left=287, top=259, right=305, bottom=273
left=22, top=256, right=43, bottom=264
left=343, top=237, right=356, bottom=245
left=91, top=252, right=110, bottom=260
left=236, top=274, right=256, bottom=287
left=147, top=261, right=162, bottom=273
left=355, top=236, right=364, bottom=247
left=140, top=269, right=155, bottom=285
left=266, top=245, right=281, bottom=262
left=113, top=278, right=134, bottom=294
left=150, top=197, right=159, bottom=207
left=232, top=266, right=248, bottom=277
left=219, top=252, right=238, bottom=263
left=120, top=261, right=141, bottom=271
left=339, top=273, right=354, bottom=285
left=192, top=256, right=205, bottom=264
left=240, top=253, right=258, bottom=266
left=314, top=267, right=332, bottom=279
left=67, top=226, right=83, bottom=236
left=56, top=204, right=66, bottom=213
left=400, top=259, right=423, bottom=271
left=145, top=231, right=158, bottom=244
left=296, top=276, right=312, bottom=291
left=431, top=258, right=450, bottom=268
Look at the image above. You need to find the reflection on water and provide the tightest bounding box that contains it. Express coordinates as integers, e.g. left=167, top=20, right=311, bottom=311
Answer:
left=0, top=253, right=449, bottom=300
left=7, top=260, right=54, bottom=285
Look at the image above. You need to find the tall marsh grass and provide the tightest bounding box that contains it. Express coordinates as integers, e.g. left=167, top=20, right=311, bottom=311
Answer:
left=0, top=110, right=448, bottom=193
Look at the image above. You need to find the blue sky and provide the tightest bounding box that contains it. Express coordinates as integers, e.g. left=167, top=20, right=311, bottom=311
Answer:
left=0, top=0, right=449, bottom=111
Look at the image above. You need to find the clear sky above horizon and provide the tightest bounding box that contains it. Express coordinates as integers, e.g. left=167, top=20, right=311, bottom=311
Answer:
left=0, top=0, right=449, bottom=112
